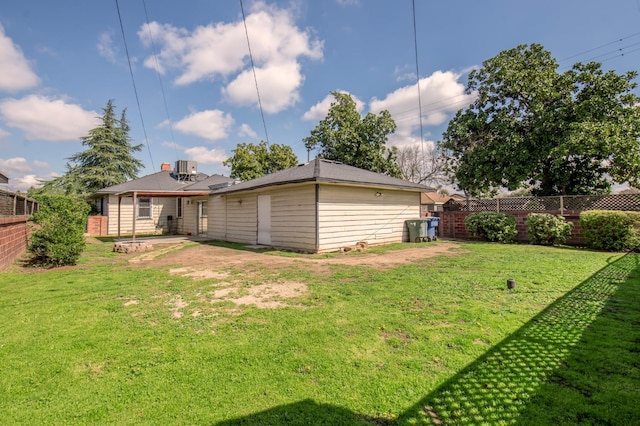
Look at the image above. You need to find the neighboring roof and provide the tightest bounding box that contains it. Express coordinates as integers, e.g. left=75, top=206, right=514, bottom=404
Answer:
left=94, top=170, right=232, bottom=195
left=0, top=172, right=7, bottom=184
left=421, top=192, right=452, bottom=204
left=212, top=159, right=430, bottom=195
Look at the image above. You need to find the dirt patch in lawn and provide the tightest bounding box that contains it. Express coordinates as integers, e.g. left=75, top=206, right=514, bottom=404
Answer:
left=141, top=241, right=462, bottom=277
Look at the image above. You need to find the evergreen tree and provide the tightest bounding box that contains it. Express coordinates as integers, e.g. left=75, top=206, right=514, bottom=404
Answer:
left=67, top=99, right=143, bottom=195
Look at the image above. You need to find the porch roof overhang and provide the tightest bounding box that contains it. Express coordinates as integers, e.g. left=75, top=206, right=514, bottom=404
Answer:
left=113, top=190, right=210, bottom=197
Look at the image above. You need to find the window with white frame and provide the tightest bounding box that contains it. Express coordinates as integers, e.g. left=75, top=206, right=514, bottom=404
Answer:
left=137, top=197, right=152, bottom=219
left=177, top=197, right=183, bottom=218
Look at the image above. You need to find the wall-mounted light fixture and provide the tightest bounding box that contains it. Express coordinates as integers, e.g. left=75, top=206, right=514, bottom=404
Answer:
left=237, top=199, right=243, bottom=205
left=375, top=191, right=382, bottom=197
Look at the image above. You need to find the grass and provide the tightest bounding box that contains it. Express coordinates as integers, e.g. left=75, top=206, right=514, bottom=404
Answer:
left=0, top=240, right=638, bottom=424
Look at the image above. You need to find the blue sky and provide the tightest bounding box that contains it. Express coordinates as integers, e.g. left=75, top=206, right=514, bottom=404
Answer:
left=1, top=0, right=639, bottom=191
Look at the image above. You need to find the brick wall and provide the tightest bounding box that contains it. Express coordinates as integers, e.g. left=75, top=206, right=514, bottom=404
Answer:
left=438, top=211, right=584, bottom=245
left=86, top=215, right=108, bottom=236
left=0, top=216, right=30, bottom=270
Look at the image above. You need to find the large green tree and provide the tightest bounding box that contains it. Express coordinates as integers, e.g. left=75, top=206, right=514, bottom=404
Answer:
left=31, top=100, right=143, bottom=198
left=303, top=91, right=402, bottom=177
left=441, top=44, right=640, bottom=196
left=223, top=141, right=298, bottom=181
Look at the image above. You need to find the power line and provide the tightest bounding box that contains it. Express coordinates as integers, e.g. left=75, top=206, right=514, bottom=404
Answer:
left=239, top=0, right=270, bottom=145
left=142, top=0, right=180, bottom=165
left=114, top=0, right=156, bottom=172
left=411, top=0, right=425, bottom=159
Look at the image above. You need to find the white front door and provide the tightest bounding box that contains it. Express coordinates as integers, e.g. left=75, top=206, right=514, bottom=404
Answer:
left=257, top=195, right=271, bottom=245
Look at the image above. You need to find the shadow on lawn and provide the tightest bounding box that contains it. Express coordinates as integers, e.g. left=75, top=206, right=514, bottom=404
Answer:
left=213, top=253, right=639, bottom=425
left=398, top=252, right=640, bottom=425
left=214, top=398, right=380, bottom=425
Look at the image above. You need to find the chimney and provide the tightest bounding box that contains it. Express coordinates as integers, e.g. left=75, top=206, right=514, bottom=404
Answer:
left=161, top=162, right=171, bottom=172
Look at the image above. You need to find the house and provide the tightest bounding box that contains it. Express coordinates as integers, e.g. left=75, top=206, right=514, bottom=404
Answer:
left=420, top=192, right=454, bottom=215
left=92, top=161, right=234, bottom=236
left=208, top=159, right=430, bottom=253
left=0, top=172, right=8, bottom=184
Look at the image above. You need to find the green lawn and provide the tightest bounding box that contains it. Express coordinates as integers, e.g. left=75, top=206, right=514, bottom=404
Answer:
left=0, top=240, right=638, bottom=425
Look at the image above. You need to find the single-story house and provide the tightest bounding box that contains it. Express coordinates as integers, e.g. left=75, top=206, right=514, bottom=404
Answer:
left=208, top=159, right=430, bottom=253
left=92, top=161, right=234, bottom=236
left=421, top=192, right=453, bottom=215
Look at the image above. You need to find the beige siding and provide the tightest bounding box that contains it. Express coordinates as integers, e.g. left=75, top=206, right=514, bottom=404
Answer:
left=317, top=186, right=420, bottom=252
left=224, top=194, right=258, bottom=244
left=208, top=195, right=226, bottom=240
left=106, top=195, right=176, bottom=236
left=270, top=185, right=316, bottom=252
left=182, top=196, right=208, bottom=236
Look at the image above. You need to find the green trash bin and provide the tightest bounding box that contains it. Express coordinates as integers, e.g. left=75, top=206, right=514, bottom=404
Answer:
left=406, top=219, right=428, bottom=242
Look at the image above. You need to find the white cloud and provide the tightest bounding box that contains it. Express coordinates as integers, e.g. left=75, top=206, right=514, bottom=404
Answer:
left=222, top=61, right=304, bottom=113
left=0, top=157, right=33, bottom=173
left=394, top=64, right=416, bottom=83
left=238, top=123, right=258, bottom=139
left=173, top=109, right=234, bottom=141
left=0, top=95, right=99, bottom=141
left=0, top=127, right=9, bottom=139
left=138, top=1, right=323, bottom=113
left=0, top=25, right=40, bottom=93
left=97, top=31, right=118, bottom=63
left=369, top=70, right=476, bottom=146
left=336, top=0, right=360, bottom=6
left=302, top=90, right=365, bottom=121
left=183, top=146, right=228, bottom=165
left=0, top=158, right=53, bottom=191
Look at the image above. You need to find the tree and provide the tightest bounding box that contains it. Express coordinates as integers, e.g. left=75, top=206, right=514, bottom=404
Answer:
left=223, top=141, right=298, bottom=181
left=29, top=195, right=91, bottom=266
left=33, top=100, right=143, bottom=198
left=441, top=44, right=640, bottom=196
left=396, top=144, right=448, bottom=186
left=304, top=91, right=402, bottom=177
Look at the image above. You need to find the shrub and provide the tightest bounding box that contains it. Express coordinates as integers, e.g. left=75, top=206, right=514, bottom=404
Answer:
left=580, top=210, right=640, bottom=252
left=29, top=195, right=91, bottom=266
left=464, top=212, right=517, bottom=243
left=526, top=213, right=574, bottom=246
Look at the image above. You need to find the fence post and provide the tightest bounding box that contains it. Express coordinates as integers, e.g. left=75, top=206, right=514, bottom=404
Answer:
left=496, top=198, right=500, bottom=213
left=560, top=196, right=564, bottom=216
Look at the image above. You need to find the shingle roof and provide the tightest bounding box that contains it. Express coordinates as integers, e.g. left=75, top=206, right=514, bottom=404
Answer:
left=94, top=170, right=229, bottom=194
left=0, top=172, right=8, bottom=184
left=212, top=159, right=430, bottom=195
left=183, top=174, right=235, bottom=191
left=421, top=192, right=452, bottom=204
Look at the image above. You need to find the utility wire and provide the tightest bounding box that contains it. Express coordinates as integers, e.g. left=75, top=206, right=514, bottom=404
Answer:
left=412, top=0, right=426, bottom=160
left=142, top=0, right=180, bottom=165
left=114, top=0, right=156, bottom=172
left=240, top=0, right=270, bottom=146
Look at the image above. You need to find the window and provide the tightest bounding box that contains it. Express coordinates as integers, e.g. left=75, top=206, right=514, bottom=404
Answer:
left=137, top=197, right=152, bottom=219
left=177, top=197, right=183, bottom=218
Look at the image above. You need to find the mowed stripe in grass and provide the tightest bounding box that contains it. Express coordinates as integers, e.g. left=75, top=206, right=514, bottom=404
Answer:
left=0, top=241, right=633, bottom=424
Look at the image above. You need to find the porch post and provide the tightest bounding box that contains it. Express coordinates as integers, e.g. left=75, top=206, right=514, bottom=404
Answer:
left=132, top=192, right=137, bottom=242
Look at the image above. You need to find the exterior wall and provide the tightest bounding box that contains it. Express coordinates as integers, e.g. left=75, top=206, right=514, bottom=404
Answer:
left=86, top=216, right=108, bottom=236
left=270, top=186, right=316, bottom=252
left=223, top=193, right=258, bottom=244
left=207, top=185, right=316, bottom=251
left=438, top=211, right=584, bottom=245
left=317, top=186, right=420, bottom=253
left=106, top=195, right=177, bottom=236
left=0, top=216, right=30, bottom=270
left=208, top=195, right=226, bottom=240
left=182, top=196, right=208, bottom=236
